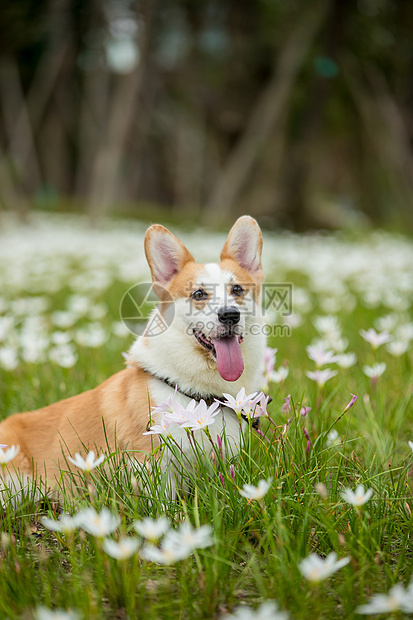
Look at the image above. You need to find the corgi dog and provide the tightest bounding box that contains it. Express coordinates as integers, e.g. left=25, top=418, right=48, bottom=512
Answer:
left=0, top=216, right=266, bottom=496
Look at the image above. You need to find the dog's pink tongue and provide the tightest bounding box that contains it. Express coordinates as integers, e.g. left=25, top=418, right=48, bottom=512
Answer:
left=212, top=336, right=244, bottom=382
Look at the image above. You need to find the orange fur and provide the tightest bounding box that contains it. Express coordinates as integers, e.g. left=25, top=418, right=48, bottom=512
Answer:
left=0, top=367, right=156, bottom=484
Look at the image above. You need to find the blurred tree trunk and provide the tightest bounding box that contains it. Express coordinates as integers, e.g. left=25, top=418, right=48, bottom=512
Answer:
left=0, top=55, right=41, bottom=217
left=280, top=0, right=348, bottom=230
left=86, top=0, right=156, bottom=223
left=75, top=63, right=110, bottom=199
left=170, top=107, right=205, bottom=217
left=0, top=145, right=31, bottom=215
left=0, top=0, right=71, bottom=216
left=344, top=58, right=413, bottom=227
left=20, top=0, right=71, bottom=174
left=205, top=0, right=329, bottom=224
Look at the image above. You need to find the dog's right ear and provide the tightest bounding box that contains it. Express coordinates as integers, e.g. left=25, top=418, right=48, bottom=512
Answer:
left=144, top=225, right=194, bottom=286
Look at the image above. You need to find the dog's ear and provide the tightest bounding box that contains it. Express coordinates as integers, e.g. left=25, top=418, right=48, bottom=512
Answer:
left=144, top=225, right=194, bottom=286
left=220, top=216, right=263, bottom=281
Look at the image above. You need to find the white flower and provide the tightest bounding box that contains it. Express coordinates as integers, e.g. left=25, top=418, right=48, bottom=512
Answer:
left=341, top=484, right=373, bottom=506
left=103, top=536, right=139, bottom=560
left=51, top=311, right=77, bottom=329
left=239, top=478, right=272, bottom=500
left=221, top=388, right=260, bottom=416
left=143, top=415, right=172, bottom=436
left=396, top=322, right=413, bottom=342
left=140, top=535, right=192, bottom=565
left=313, top=315, right=341, bottom=335
left=306, top=344, right=338, bottom=368
left=135, top=519, right=214, bottom=565
left=360, top=328, right=392, bottom=350
left=75, top=324, right=108, bottom=348
left=262, top=346, right=277, bottom=376
left=270, top=366, right=289, bottom=383
left=222, top=600, right=289, bottom=620
left=253, top=393, right=270, bottom=418
left=42, top=514, right=79, bottom=534
left=409, top=440, right=413, bottom=452
left=33, top=607, right=81, bottom=620
left=386, top=340, right=409, bottom=356
left=150, top=390, right=178, bottom=417
left=89, top=303, right=107, bottom=320
left=0, top=346, right=19, bottom=371
left=67, top=295, right=91, bottom=316
left=305, top=368, right=338, bottom=388
left=167, top=522, right=213, bottom=551
left=180, top=399, right=221, bottom=431
left=112, top=321, right=130, bottom=338
left=374, top=313, right=399, bottom=333
left=164, top=407, right=191, bottom=425
left=0, top=444, right=20, bottom=464
left=335, top=352, right=357, bottom=368
left=328, top=336, right=349, bottom=353
left=21, top=338, right=47, bottom=364
left=133, top=516, right=171, bottom=541
left=362, top=362, right=386, bottom=379
left=356, top=583, right=413, bottom=615
left=283, top=312, right=302, bottom=328
left=51, top=331, right=72, bottom=346
left=299, top=551, right=350, bottom=582
left=242, top=393, right=267, bottom=418
left=76, top=507, right=120, bottom=538
left=326, top=429, right=339, bottom=446
left=0, top=316, right=14, bottom=342
left=49, top=345, right=78, bottom=368
left=67, top=450, right=105, bottom=472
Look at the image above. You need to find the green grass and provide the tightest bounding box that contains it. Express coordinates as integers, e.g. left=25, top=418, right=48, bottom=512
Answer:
left=0, top=224, right=413, bottom=618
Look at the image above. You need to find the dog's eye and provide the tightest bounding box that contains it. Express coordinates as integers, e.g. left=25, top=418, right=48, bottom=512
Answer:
left=191, top=288, right=208, bottom=301
left=231, top=284, right=244, bottom=297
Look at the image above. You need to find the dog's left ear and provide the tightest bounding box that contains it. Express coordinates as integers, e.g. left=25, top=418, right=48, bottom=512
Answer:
left=220, top=216, right=263, bottom=281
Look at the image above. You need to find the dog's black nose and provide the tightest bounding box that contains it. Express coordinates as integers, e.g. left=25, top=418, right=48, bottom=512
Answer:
left=218, top=306, right=240, bottom=325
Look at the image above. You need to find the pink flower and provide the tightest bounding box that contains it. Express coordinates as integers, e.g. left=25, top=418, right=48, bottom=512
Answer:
left=303, top=427, right=312, bottom=457
left=259, top=346, right=278, bottom=390
left=343, top=393, right=358, bottom=413
left=282, top=394, right=291, bottom=415
left=253, top=393, right=270, bottom=418
left=150, top=387, right=178, bottom=417
left=263, top=346, right=277, bottom=376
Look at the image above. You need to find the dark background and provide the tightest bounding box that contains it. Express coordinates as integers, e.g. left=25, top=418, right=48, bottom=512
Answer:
left=0, top=0, right=412, bottom=231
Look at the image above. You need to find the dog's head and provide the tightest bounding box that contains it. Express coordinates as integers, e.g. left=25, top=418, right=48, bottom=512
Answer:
left=144, top=216, right=264, bottom=383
